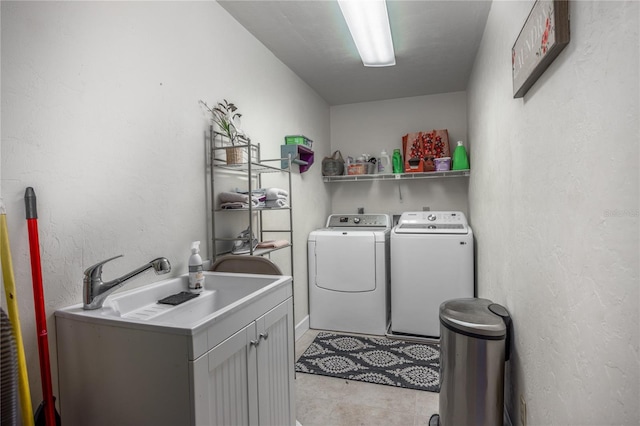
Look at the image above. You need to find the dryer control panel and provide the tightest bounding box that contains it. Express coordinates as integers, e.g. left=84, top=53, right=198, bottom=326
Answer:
left=326, top=214, right=391, bottom=228
left=394, top=211, right=469, bottom=234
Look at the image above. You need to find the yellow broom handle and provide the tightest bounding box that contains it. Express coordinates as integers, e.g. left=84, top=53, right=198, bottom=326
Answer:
left=1, top=207, right=35, bottom=426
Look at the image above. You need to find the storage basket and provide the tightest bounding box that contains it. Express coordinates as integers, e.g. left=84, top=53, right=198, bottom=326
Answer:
left=226, top=147, right=245, bottom=165
left=347, top=163, right=367, bottom=175
left=322, top=150, right=345, bottom=176
left=284, top=135, right=313, bottom=149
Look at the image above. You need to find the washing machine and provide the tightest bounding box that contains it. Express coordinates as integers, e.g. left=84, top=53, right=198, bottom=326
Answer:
left=308, top=214, right=391, bottom=335
left=390, top=211, right=474, bottom=338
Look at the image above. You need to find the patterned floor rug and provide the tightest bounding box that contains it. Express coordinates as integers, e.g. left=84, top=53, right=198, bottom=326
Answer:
left=295, top=331, right=440, bottom=392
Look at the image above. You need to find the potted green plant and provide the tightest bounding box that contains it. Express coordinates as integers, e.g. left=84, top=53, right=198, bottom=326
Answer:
left=201, top=99, right=246, bottom=164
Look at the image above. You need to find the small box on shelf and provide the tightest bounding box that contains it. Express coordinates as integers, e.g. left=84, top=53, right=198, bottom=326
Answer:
left=347, top=163, right=367, bottom=175
left=284, top=135, right=313, bottom=149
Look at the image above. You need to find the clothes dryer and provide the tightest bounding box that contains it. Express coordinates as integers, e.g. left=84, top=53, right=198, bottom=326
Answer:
left=308, top=214, right=391, bottom=335
left=390, top=211, right=474, bottom=338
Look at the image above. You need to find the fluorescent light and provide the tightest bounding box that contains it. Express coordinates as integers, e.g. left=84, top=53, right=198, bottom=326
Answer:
left=338, top=0, right=396, bottom=67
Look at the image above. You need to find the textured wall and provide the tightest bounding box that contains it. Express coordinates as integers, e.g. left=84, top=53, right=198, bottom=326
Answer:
left=330, top=92, right=469, bottom=217
left=1, top=1, right=330, bottom=407
left=467, top=1, right=639, bottom=424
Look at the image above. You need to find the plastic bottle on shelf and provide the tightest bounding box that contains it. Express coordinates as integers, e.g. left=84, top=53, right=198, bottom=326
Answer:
left=378, top=150, right=391, bottom=173
left=392, top=149, right=403, bottom=173
left=188, top=241, right=204, bottom=294
left=452, top=141, right=470, bottom=170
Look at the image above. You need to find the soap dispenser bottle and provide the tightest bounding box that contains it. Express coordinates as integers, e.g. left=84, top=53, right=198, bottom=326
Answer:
left=188, top=241, right=204, bottom=293
left=452, top=141, right=470, bottom=170
left=378, top=150, right=391, bottom=173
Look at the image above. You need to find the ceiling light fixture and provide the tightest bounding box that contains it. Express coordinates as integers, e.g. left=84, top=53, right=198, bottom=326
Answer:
left=338, top=0, right=396, bottom=67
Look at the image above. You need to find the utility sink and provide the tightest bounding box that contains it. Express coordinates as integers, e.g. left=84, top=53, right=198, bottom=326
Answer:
left=55, top=271, right=292, bottom=333
left=55, top=270, right=295, bottom=425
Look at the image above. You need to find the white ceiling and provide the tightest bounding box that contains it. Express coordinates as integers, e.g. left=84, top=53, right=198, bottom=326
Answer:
left=218, top=0, right=492, bottom=106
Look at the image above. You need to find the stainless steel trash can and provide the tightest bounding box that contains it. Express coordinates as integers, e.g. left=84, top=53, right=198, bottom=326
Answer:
left=436, top=298, right=512, bottom=426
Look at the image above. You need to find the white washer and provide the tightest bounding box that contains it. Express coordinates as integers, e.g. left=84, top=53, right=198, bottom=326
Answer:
left=308, top=214, right=391, bottom=335
left=391, top=211, right=474, bottom=338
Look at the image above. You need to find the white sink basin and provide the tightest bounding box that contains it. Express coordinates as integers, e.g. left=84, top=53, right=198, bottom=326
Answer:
left=55, top=271, right=291, bottom=333
left=55, top=269, right=295, bottom=425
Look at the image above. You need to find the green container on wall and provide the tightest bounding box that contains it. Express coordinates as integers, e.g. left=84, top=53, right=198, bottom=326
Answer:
left=452, top=141, right=470, bottom=170
left=284, top=135, right=313, bottom=149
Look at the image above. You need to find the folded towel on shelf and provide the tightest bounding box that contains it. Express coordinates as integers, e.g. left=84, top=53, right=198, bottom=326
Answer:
left=219, top=191, right=249, bottom=203
left=256, top=240, right=290, bottom=249
left=219, top=191, right=261, bottom=208
left=265, top=188, right=289, bottom=200
left=234, top=189, right=267, bottom=204
left=265, top=199, right=289, bottom=208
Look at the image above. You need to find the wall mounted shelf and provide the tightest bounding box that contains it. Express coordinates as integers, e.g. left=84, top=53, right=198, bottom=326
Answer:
left=322, top=169, right=470, bottom=182
left=281, top=144, right=314, bottom=173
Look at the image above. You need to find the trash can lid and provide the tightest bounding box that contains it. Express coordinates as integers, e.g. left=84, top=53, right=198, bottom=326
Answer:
left=439, top=298, right=506, bottom=338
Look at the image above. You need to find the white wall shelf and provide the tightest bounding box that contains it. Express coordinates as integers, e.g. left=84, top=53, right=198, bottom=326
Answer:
left=322, top=169, right=470, bottom=182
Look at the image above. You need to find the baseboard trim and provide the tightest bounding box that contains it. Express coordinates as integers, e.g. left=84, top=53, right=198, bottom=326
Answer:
left=295, top=315, right=309, bottom=341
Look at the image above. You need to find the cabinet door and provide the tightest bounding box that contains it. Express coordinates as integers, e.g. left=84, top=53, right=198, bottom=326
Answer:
left=255, top=298, right=295, bottom=426
left=193, top=322, right=258, bottom=426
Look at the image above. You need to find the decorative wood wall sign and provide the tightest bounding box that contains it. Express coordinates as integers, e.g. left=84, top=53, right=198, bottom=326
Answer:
left=512, top=0, right=570, bottom=98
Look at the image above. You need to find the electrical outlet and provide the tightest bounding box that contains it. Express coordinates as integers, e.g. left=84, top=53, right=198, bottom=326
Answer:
left=520, top=395, right=527, bottom=426
left=422, top=206, right=430, bottom=211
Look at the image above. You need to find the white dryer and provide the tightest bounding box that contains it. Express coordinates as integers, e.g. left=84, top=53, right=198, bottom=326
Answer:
left=391, top=211, right=474, bottom=338
left=308, top=214, right=391, bottom=335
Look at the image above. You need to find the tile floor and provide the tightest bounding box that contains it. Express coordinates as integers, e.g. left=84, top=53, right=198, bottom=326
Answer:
left=294, top=329, right=439, bottom=426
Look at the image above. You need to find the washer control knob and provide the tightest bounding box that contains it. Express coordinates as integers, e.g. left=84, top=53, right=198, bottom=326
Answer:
left=353, top=217, right=361, bottom=224
left=428, top=214, right=437, bottom=221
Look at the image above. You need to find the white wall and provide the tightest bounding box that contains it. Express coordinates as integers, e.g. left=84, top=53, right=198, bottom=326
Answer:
left=467, top=1, right=639, bottom=425
left=330, top=92, right=469, bottom=217
left=1, top=1, right=330, bottom=408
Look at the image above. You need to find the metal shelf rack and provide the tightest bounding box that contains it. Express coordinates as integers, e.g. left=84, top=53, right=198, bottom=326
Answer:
left=206, top=127, right=294, bottom=279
